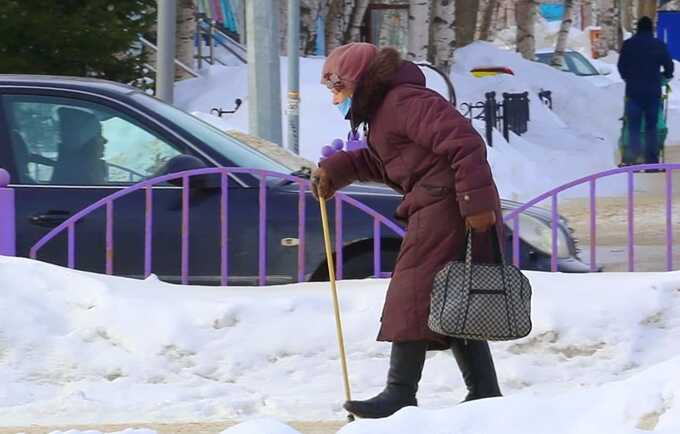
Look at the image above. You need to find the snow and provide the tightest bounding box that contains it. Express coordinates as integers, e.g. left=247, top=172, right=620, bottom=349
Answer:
left=2, top=256, right=680, bottom=433
left=220, top=419, right=300, bottom=434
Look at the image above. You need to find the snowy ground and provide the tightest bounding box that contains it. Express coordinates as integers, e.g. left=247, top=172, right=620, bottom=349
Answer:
left=2, top=256, right=680, bottom=433
left=175, top=42, right=680, bottom=202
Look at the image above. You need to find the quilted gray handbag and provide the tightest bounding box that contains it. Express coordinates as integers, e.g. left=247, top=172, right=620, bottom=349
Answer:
left=428, top=231, right=532, bottom=341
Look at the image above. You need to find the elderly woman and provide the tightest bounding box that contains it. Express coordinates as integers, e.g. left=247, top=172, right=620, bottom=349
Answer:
left=311, top=43, right=503, bottom=419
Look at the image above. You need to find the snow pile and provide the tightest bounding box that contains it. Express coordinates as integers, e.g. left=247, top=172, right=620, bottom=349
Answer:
left=2, top=256, right=680, bottom=433
left=220, top=419, right=300, bottom=434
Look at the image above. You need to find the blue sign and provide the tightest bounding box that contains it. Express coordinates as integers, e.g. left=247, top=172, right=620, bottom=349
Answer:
left=658, top=11, right=680, bottom=61
left=539, top=4, right=566, bottom=21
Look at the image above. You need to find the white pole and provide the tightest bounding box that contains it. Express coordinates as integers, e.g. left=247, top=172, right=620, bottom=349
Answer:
left=288, top=0, right=300, bottom=154
left=246, top=0, right=283, bottom=144
left=156, top=0, right=177, bottom=104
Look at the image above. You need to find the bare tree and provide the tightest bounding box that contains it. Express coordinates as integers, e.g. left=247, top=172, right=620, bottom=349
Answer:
left=551, top=0, right=576, bottom=67
left=622, top=0, right=635, bottom=32
left=455, top=0, right=479, bottom=47
left=581, top=0, right=594, bottom=28
left=301, top=0, right=331, bottom=55
left=638, top=0, right=657, bottom=20
left=597, top=0, right=620, bottom=51
left=431, top=0, right=456, bottom=74
left=407, top=0, right=431, bottom=61
left=516, top=0, right=537, bottom=59
left=176, top=0, right=196, bottom=79
left=347, top=0, right=370, bottom=41
left=325, top=0, right=355, bottom=52
left=495, top=0, right=515, bottom=34
left=479, top=0, right=498, bottom=41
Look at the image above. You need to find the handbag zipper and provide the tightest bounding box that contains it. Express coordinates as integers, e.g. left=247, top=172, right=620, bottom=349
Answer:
left=469, top=289, right=506, bottom=295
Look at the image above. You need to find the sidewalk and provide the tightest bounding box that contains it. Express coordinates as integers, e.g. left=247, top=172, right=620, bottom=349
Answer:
left=0, top=421, right=346, bottom=434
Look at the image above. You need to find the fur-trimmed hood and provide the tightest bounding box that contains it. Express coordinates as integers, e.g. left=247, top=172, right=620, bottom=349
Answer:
left=350, top=48, right=426, bottom=127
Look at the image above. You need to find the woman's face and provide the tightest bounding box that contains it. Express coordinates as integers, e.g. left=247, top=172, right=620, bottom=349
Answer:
left=331, top=87, right=353, bottom=105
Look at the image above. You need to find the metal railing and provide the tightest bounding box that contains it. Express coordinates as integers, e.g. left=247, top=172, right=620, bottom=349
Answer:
left=503, top=163, right=680, bottom=272
left=195, top=14, right=247, bottom=66
left=7, top=164, right=679, bottom=279
left=139, top=37, right=199, bottom=78
left=0, top=169, right=15, bottom=256
left=28, top=168, right=404, bottom=285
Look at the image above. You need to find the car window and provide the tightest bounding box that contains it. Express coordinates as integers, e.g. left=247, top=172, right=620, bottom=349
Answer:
left=129, top=92, right=290, bottom=174
left=535, top=53, right=569, bottom=72
left=3, top=94, right=184, bottom=185
left=565, top=52, right=599, bottom=76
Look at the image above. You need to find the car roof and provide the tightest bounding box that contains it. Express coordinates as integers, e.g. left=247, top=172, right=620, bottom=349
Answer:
left=0, top=74, right=137, bottom=96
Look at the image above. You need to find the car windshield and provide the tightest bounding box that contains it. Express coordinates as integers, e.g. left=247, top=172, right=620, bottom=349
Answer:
left=565, top=52, right=599, bottom=76
left=130, top=92, right=290, bottom=173
left=535, top=52, right=599, bottom=76
left=535, top=52, right=569, bottom=72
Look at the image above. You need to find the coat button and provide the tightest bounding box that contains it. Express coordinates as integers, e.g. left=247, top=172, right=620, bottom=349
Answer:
left=464, top=194, right=470, bottom=201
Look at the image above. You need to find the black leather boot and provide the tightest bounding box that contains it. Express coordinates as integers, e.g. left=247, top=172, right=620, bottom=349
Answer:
left=343, top=341, right=428, bottom=419
left=450, top=338, right=502, bottom=402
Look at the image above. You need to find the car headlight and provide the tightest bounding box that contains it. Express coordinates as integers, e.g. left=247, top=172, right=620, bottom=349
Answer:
left=511, top=213, right=570, bottom=258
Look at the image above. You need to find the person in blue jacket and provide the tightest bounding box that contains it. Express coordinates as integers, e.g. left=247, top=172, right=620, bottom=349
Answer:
left=618, top=16, right=674, bottom=164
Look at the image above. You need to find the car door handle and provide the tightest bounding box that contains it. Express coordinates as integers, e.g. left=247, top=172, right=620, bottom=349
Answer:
left=29, top=210, right=73, bottom=228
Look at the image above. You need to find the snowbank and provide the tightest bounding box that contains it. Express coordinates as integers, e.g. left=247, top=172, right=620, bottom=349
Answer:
left=2, top=256, right=680, bottom=432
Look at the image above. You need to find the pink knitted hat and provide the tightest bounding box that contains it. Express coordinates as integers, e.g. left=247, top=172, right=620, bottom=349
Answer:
left=321, top=42, right=379, bottom=91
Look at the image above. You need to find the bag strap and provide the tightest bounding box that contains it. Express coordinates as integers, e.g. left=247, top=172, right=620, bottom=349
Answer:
left=464, top=228, right=506, bottom=266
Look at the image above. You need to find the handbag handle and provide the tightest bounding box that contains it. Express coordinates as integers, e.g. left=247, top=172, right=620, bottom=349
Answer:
left=463, top=227, right=506, bottom=267
left=463, top=228, right=510, bottom=303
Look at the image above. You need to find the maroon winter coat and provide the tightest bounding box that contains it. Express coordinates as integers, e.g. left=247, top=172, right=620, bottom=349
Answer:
left=320, top=49, right=502, bottom=350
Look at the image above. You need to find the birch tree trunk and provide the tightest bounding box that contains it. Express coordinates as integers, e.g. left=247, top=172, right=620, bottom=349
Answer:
left=581, top=0, right=594, bottom=28
left=495, top=0, right=514, bottom=34
left=325, top=0, right=355, bottom=52
left=516, top=0, right=537, bottom=59
left=597, top=0, right=620, bottom=51
left=638, top=0, right=657, bottom=20
left=622, top=0, right=635, bottom=32
left=431, top=0, right=456, bottom=74
left=301, top=4, right=316, bottom=55
left=455, top=0, right=479, bottom=47
left=479, top=0, right=498, bottom=41
left=301, top=0, right=331, bottom=54
left=347, top=0, right=369, bottom=41
left=176, top=0, right=196, bottom=79
left=407, top=0, right=431, bottom=61
left=551, top=0, right=576, bottom=67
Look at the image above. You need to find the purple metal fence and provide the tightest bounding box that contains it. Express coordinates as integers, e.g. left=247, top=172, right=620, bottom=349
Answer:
left=28, top=167, right=405, bottom=285
left=503, top=163, right=680, bottom=272
left=0, top=169, right=16, bottom=256
left=11, top=164, right=679, bottom=277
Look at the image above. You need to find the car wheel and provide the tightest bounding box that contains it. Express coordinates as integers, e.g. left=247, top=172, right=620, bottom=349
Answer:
left=309, top=239, right=401, bottom=281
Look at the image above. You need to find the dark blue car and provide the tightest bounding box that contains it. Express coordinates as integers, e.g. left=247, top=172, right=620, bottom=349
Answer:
left=0, top=75, right=591, bottom=285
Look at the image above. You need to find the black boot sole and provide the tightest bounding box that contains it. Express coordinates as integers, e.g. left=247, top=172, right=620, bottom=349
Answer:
left=343, top=399, right=417, bottom=419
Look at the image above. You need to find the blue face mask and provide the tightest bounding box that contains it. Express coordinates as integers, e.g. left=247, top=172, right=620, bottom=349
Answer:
left=337, top=97, right=352, bottom=117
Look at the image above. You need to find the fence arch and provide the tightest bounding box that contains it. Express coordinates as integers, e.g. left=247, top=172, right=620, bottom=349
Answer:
left=30, top=167, right=405, bottom=285
left=503, top=163, right=680, bottom=272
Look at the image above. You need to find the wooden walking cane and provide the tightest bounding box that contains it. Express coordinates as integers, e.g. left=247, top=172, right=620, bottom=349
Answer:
left=319, top=197, right=355, bottom=422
